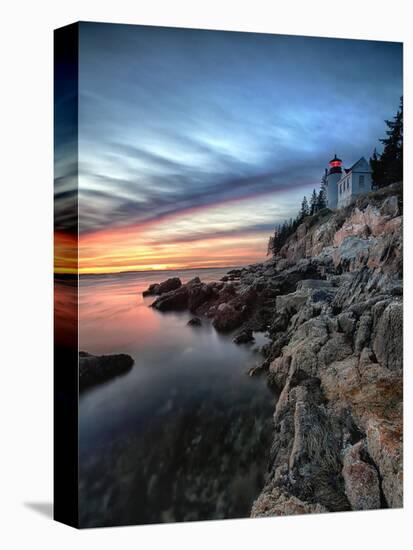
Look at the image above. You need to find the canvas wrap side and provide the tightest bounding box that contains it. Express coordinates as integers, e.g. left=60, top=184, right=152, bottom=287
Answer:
left=54, top=22, right=79, bottom=529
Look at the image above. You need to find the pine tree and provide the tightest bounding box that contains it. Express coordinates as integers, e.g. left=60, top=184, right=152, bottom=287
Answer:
left=300, top=196, right=309, bottom=219
left=380, top=96, right=403, bottom=185
left=316, top=170, right=327, bottom=210
left=310, top=189, right=318, bottom=215
left=317, top=188, right=326, bottom=210
left=267, top=213, right=303, bottom=257
left=267, top=234, right=275, bottom=256
left=370, top=148, right=380, bottom=188
left=370, top=97, right=403, bottom=188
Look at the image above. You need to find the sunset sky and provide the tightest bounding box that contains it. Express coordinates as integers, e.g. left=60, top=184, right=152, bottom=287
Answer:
left=55, top=23, right=403, bottom=274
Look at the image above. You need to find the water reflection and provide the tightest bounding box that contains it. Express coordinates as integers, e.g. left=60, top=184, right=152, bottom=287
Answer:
left=55, top=275, right=77, bottom=347
left=79, top=269, right=275, bottom=527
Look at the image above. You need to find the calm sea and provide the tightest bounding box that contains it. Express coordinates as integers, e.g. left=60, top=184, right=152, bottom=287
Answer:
left=78, top=268, right=275, bottom=527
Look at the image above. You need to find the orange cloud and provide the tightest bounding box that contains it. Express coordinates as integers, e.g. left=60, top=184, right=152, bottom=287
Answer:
left=75, top=193, right=275, bottom=273
left=59, top=188, right=296, bottom=274
left=78, top=228, right=267, bottom=274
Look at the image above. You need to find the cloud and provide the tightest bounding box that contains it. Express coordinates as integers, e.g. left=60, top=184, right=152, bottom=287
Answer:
left=55, top=23, right=402, bottom=249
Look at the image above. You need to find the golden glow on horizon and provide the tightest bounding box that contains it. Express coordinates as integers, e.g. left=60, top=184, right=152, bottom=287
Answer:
left=78, top=230, right=267, bottom=274
left=55, top=190, right=305, bottom=275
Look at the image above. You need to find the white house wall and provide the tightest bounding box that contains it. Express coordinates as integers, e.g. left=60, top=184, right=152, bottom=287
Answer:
left=336, top=157, right=372, bottom=209
left=352, top=170, right=372, bottom=196
left=337, top=170, right=372, bottom=208
left=337, top=174, right=353, bottom=208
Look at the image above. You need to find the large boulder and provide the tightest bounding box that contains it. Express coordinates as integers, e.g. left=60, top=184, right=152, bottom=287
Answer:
left=342, top=440, right=381, bottom=511
left=158, top=277, right=182, bottom=294
left=233, top=329, right=254, bottom=344
left=151, top=286, right=189, bottom=311
left=142, top=283, right=160, bottom=296
left=212, top=303, right=244, bottom=332
left=187, top=280, right=212, bottom=311
left=143, top=277, right=181, bottom=296
left=79, top=351, right=134, bottom=390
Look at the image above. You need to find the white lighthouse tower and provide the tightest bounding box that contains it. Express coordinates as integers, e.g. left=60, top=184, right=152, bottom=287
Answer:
left=326, top=154, right=343, bottom=209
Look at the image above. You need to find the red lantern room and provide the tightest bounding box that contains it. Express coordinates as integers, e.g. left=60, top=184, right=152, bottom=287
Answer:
left=328, top=154, right=343, bottom=175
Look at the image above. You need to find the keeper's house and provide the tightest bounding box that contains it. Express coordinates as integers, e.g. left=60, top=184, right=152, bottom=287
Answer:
left=326, top=155, right=372, bottom=209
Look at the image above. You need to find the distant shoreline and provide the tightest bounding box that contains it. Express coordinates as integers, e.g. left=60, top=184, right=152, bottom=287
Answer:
left=76, top=265, right=246, bottom=278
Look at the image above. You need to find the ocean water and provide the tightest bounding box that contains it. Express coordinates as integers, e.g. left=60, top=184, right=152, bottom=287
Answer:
left=78, top=268, right=275, bottom=527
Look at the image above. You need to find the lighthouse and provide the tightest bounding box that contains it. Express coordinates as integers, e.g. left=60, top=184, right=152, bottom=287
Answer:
left=326, top=154, right=343, bottom=209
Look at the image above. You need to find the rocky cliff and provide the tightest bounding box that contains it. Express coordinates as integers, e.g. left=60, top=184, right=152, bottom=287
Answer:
left=144, top=182, right=403, bottom=516
left=252, top=182, right=403, bottom=516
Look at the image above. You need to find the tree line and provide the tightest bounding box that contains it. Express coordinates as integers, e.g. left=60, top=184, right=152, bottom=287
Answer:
left=370, top=96, right=403, bottom=188
left=267, top=181, right=327, bottom=256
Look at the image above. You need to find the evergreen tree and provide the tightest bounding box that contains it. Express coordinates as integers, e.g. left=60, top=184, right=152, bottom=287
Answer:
left=317, top=188, right=326, bottom=210
left=267, top=214, right=302, bottom=257
left=268, top=173, right=330, bottom=258
left=267, top=234, right=275, bottom=256
left=310, top=188, right=318, bottom=215
left=380, top=96, right=403, bottom=185
left=318, top=171, right=327, bottom=209
left=369, top=148, right=380, bottom=188
left=370, top=97, right=403, bottom=188
left=300, top=196, right=309, bottom=218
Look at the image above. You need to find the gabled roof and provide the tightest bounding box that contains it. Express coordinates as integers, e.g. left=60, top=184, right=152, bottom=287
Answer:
left=337, top=157, right=372, bottom=186
left=346, top=156, right=372, bottom=173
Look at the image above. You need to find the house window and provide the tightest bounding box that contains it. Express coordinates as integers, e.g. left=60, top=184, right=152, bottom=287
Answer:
left=359, top=175, right=365, bottom=187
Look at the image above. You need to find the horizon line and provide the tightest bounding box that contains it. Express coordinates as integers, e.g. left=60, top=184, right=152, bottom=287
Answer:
left=55, top=264, right=253, bottom=277
left=78, top=264, right=247, bottom=277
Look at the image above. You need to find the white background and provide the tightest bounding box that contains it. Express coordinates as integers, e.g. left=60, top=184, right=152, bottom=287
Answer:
left=0, top=0, right=411, bottom=548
